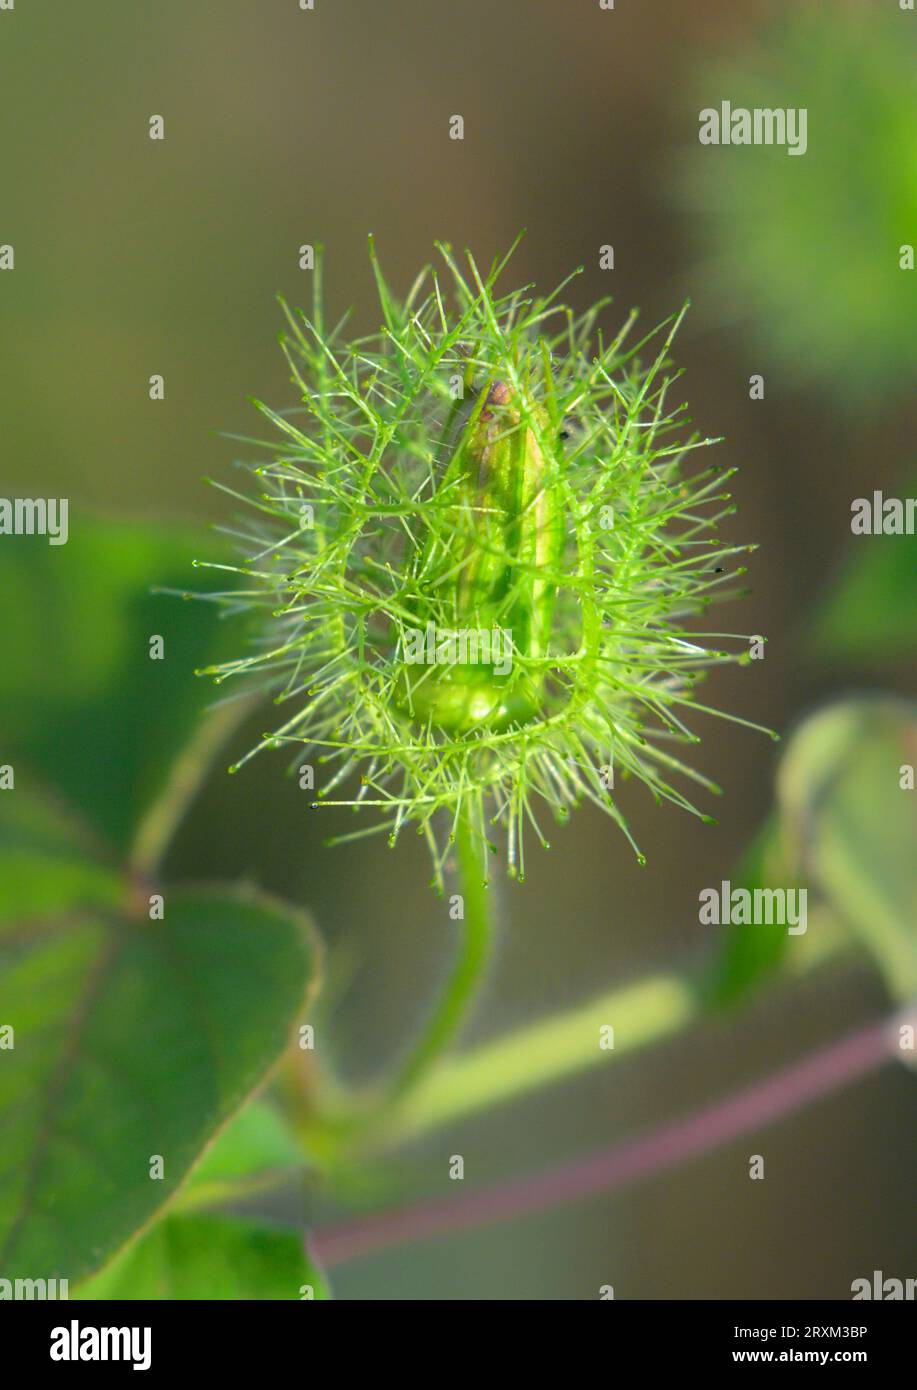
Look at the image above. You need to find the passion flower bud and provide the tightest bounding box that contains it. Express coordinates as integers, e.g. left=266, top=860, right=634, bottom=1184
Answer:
left=202, top=240, right=768, bottom=890
left=395, top=379, right=565, bottom=733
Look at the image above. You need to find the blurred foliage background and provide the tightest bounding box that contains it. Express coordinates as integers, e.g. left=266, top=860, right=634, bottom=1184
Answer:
left=1, top=0, right=915, bottom=1298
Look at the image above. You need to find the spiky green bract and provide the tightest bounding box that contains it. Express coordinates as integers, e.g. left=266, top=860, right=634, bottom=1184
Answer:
left=198, top=239, right=765, bottom=892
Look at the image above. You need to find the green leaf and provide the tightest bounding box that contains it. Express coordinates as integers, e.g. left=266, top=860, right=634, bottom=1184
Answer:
left=172, top=1099, right=307, bottom=1213
left=811, top=530, right=917, bottom=662
left=775, top=697, right=917, bottom=998
left=0, top=792, right=124, bottom=921
left=0, top=516, right=325, bottom=1293
left=809, top=474, right=917, bottom=664
left=0, top=873, right=318, bottom=1286
left=75, top=1215, right=328, bottom=1300
left=704, top=820, right=793, bottom=1006
left=0, top=517, right=239, bottom=854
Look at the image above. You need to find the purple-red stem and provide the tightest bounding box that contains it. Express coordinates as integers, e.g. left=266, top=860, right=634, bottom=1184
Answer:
left=311, top=1009, right=909, bottom=1269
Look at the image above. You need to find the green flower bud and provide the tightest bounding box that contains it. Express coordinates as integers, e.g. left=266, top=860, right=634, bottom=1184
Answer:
left=202, top=240, right=769, bottom=890
left=394, top=379, right=566, bottom=733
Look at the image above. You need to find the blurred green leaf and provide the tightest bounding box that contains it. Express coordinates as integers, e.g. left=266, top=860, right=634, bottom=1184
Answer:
left=173, top=1098, right=307, bottom=1213
left=0, top=514, right=326, bottom=1290
left=0, top=791, right=124, bottom=920
left=705, top=819, right=793, bottom=1006
left=75, top=1214, right=328, bottom=1300
left=0, top=517, right=239, bottom=853
left=0, top=870, right=318, bottom=1286
left=810, top=529, right=917, bottom=662
left=776, top=697, right=917, bottom=998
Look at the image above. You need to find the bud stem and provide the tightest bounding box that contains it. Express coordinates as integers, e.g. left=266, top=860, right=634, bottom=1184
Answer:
left=384, top=813, right=495, bottom=1104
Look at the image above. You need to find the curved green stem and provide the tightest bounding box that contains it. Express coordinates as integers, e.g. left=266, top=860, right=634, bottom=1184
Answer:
left=390, top=971, right=699, bottom=1140
left=313, top=1004, right=905, bottom=1269
left=385, top=814, right=494, bottom=1103
left=371, top=903, right=844, bottom=1147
